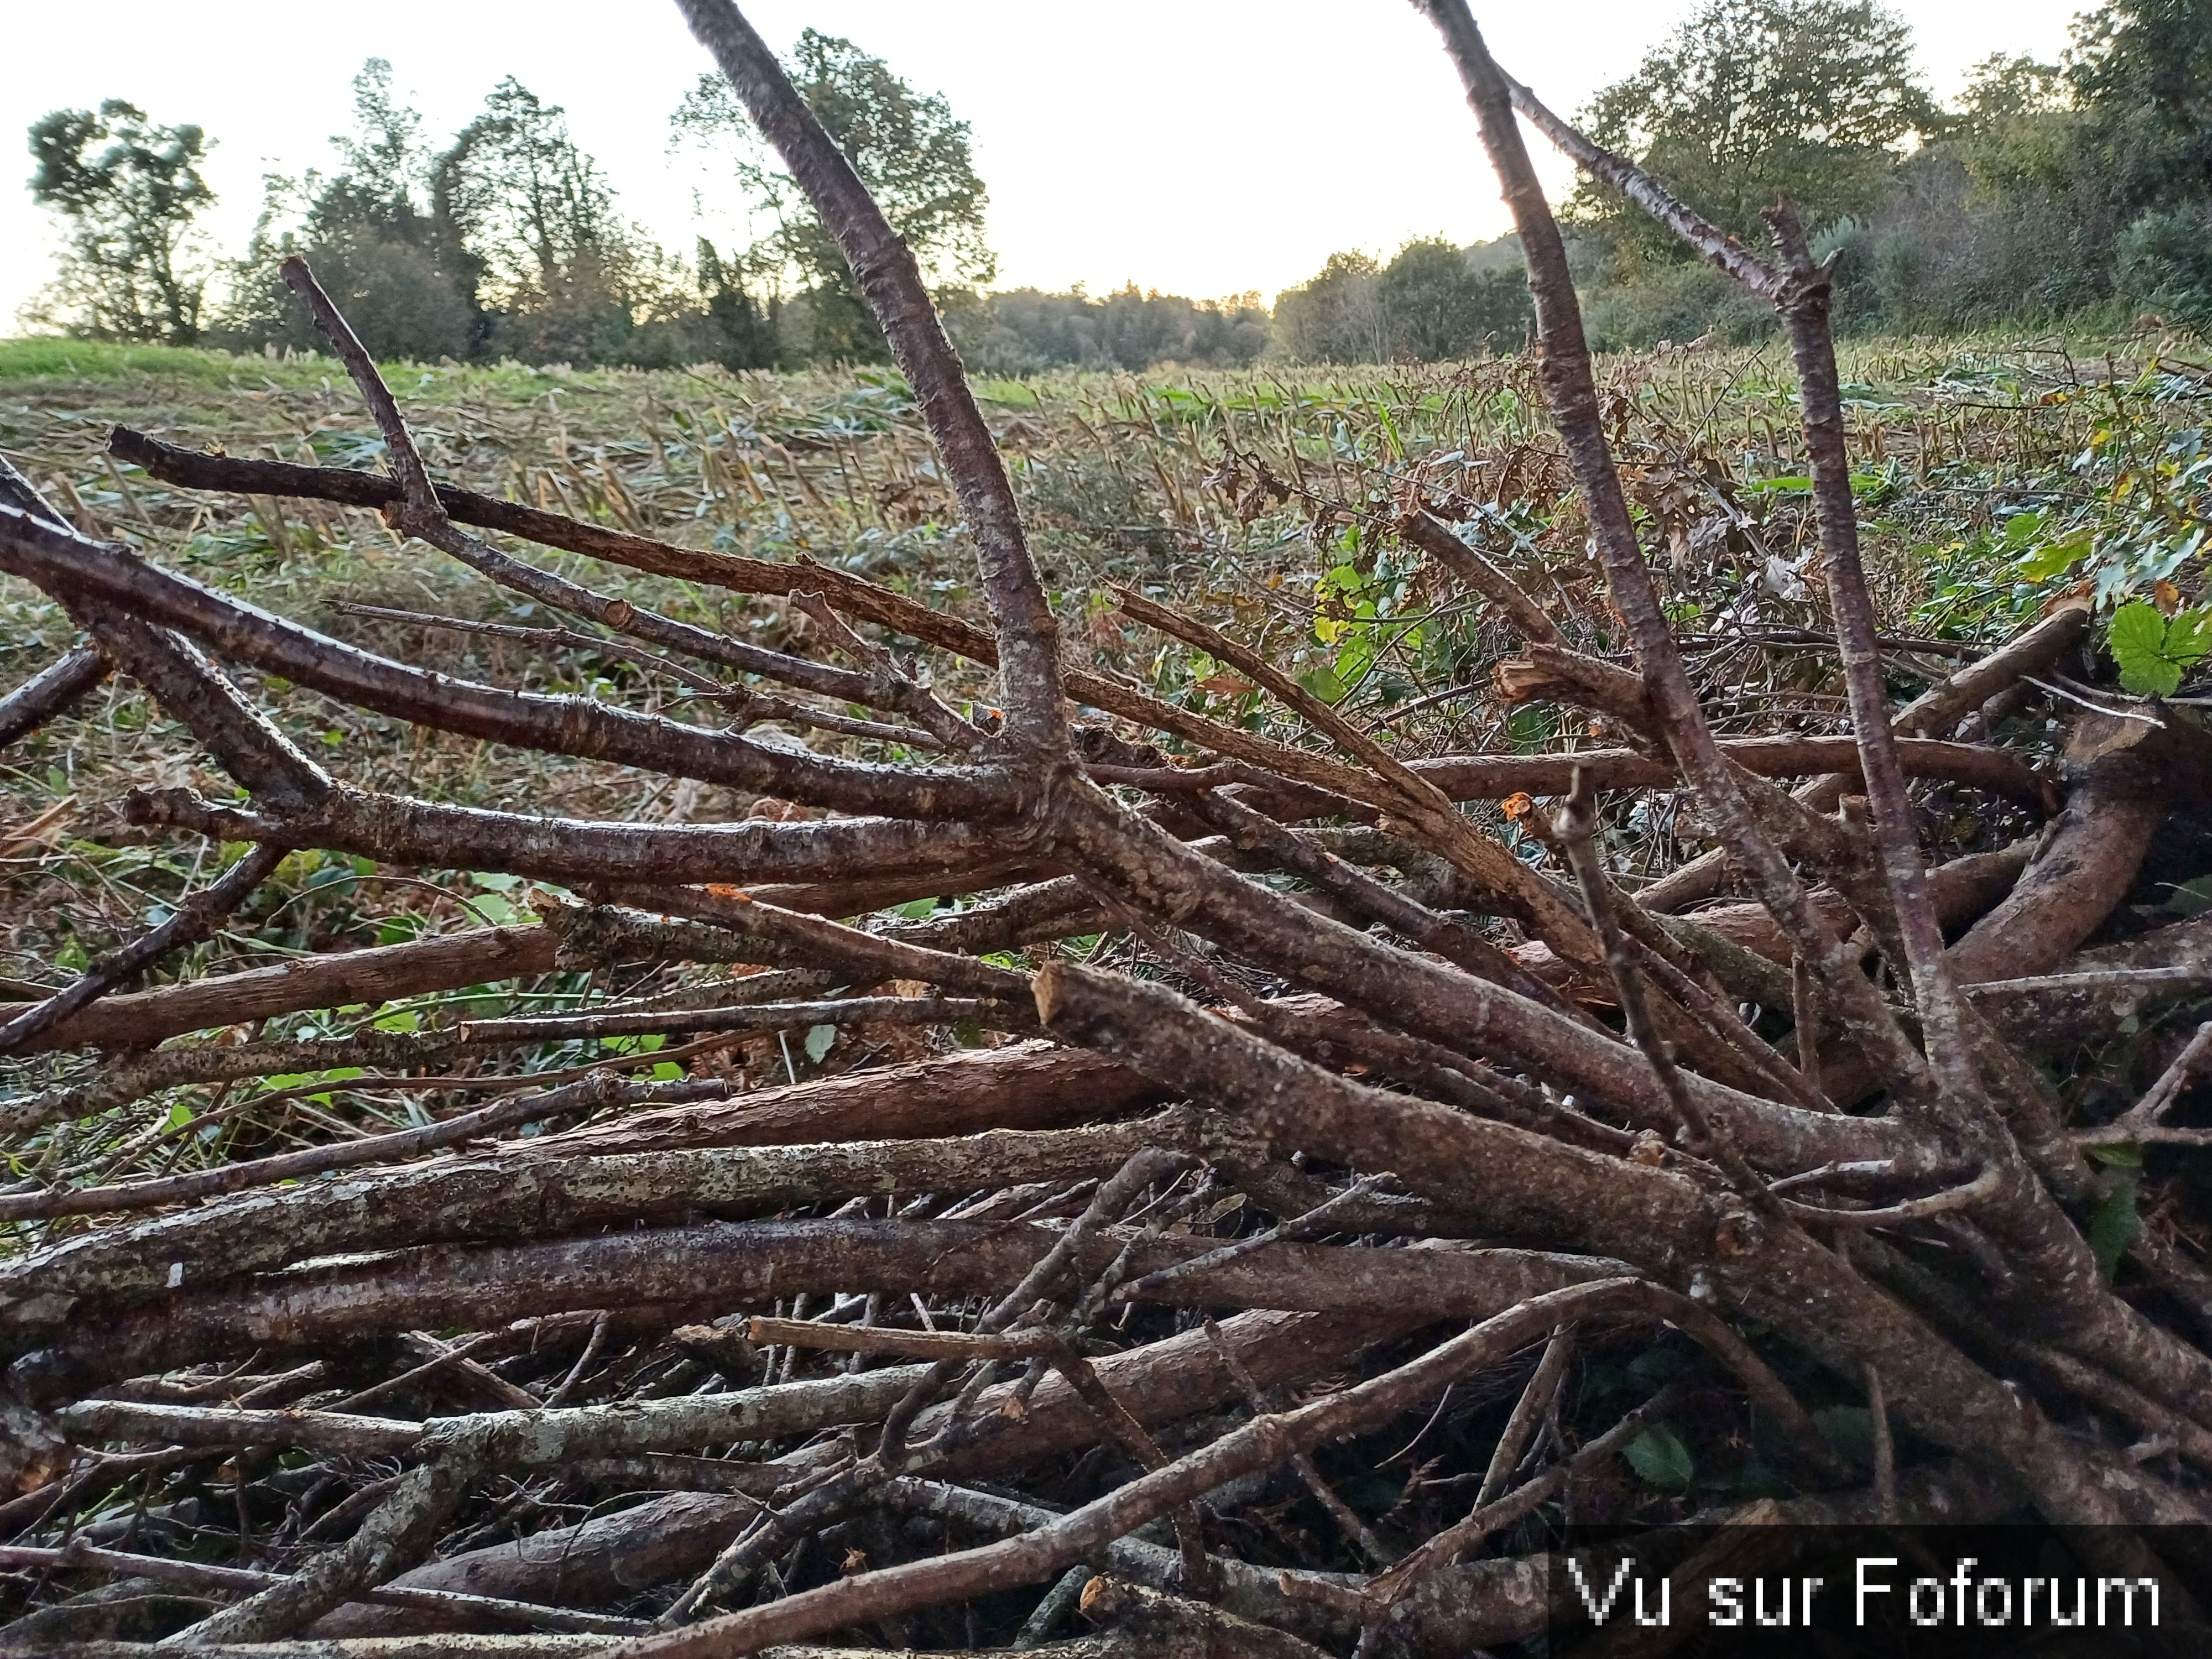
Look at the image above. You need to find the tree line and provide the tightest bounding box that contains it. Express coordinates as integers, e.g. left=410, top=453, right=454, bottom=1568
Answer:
left=1557, top=0, right=2212, bottom=346
left=22, top=37, right=1271, bottom=375
left=23, top=0, right=2212, bottom=370
left=1265, top=0, right=2212, bottom=354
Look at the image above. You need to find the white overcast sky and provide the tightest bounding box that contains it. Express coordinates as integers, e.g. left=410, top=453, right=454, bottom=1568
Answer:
left=3, top=2, right=2089, bottom=332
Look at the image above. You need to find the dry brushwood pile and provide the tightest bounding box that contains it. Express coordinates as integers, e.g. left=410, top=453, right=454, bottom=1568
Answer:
left=5, top=2, right=2212, bottom=1656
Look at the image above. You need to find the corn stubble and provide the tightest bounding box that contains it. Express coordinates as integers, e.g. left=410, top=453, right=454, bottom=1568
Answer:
left=1, top=2, right=2210, bottom=1654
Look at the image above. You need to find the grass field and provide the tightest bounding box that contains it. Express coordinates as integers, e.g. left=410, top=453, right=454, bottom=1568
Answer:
left=3, top=326, right=2204, bottom=1006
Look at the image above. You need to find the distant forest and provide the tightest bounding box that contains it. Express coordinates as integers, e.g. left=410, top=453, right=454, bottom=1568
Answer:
left=23, top=0, right=2212, bottom=369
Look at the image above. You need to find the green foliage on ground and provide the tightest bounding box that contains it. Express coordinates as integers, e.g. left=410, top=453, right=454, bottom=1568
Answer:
left=1554, top=0, right=2212, bottom=348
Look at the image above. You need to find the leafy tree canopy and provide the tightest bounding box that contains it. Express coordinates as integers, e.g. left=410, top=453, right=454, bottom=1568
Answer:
left=439, top=79, right=629, bottom=306
left=217, top=61, right=481, bottom=363
left=1275, top=241, right=1531, bottom=364
left=1273, top=252, right=1388, bottom=366
left=2071, top=0, right=2212, bottom=199
left=1375, top=238, right=1533, bottom=362
left=27, top=99, right=215, bottom=343
left=1572, top=0, right=1941, bottom=265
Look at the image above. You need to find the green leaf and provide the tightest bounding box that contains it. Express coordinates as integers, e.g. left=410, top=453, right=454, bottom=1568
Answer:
left=1625, top=1345, right=1692, bottom=1390
left=1623, top=1424, right=1695, bottom=1490
left=1814, top=1405, right=1875, bottom=1468
left=2166, top=875, right=2212, bottom=918
left=650, top=1060, right=684, bottom=1082
left=1506, top=704, right=1551, bottom=754
left=804, top=1023, right=837, bottom=1064
left=2088, top=1175, right=2142, bottom=1282
left=1369, top=399, right=1404, bottom=461
left=2110, top=600, right=2167, bottom=661
left=1295, top=664, right=1346, bottom=705
left=2170, top=608, right=2212, bottom=667
left=1333, top=638, right=1375, bottom=688
left=2107, top=602, right=2211, bottom=697
left=895, top=896, right=940, bottom=920
left=469, top=893, right=520, bottom=926
left=2018, top=534, right=2090, bottom=582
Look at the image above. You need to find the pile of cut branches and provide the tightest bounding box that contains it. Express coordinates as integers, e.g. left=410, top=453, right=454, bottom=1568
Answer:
left=3, top=3, right=2211, bottom=1656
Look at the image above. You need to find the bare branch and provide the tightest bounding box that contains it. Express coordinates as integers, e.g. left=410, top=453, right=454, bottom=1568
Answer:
left=670, top=0, right=1066, bottom=753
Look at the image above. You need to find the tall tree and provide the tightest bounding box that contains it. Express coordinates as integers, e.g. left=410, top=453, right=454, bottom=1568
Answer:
left=438, top=80, right=623, bottom=304
left=2071, top=0, right=2212, bottom=198
left=1572, top=0, right=1940, bottom=265
left=1272, top=252, right=1389, bottom=365
left=691, top=236, right=777, bottom=371
left=436, top=78, right=660, bottom=364
left=217, top=61, right=483, bottom=363
left=674, top=28, right=993, bottom=361
left=27, top=100, right=215, bottom=343
left=1375, top=238, right=1533, bottom=361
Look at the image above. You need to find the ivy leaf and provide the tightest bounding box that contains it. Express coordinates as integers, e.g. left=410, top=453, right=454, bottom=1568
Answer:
left=2106, top=602, right=2211, bottom=697
left=1623, top=1423, right=1695, bottom=1490
left=2166, top=875, right=2212, bottom=918
left=2018, top=534, right=2090, bottom=582
left=804, top=1023, right=837, bottom=1064
left=2170, top=608, right=2212, bottom=668
left=2088, top=1175, right=2141, bottom=1282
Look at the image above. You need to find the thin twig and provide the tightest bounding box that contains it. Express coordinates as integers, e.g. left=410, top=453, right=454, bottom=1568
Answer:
left=0, top=842, right=284, bottom=1056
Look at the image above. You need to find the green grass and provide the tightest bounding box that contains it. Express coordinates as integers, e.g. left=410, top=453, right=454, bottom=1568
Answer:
left=0, top=336, right=695, bottom=400
left=0, top=337, right=335, bottom=388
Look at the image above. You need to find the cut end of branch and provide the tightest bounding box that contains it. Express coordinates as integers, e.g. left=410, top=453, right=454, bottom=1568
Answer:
left=1033, top=956, right=1070, bottom=1027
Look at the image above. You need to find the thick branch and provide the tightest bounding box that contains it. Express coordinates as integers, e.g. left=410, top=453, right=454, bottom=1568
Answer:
left=670, top=0, right=1065, bottom=751
left=0, top=504, right=1016, bottom=823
